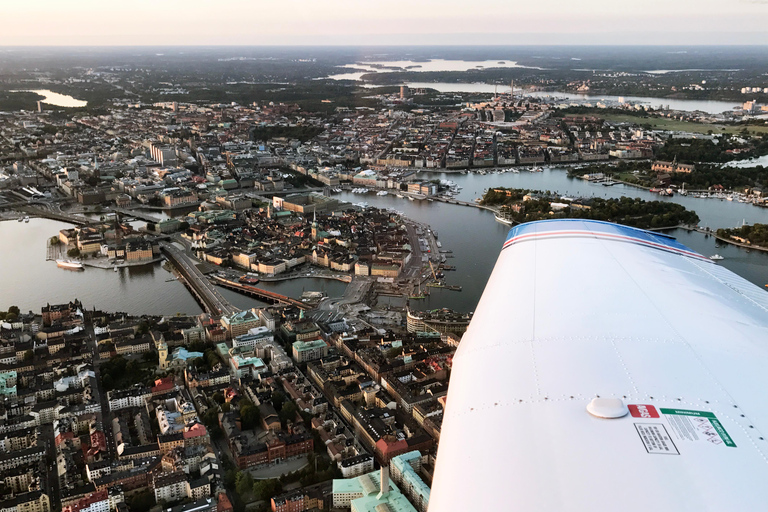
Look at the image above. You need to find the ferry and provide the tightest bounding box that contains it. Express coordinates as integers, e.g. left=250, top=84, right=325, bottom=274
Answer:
left=56, top=259, right=84, bottom=271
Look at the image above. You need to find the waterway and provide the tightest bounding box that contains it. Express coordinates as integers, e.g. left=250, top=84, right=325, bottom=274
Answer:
left=0, top=219, right=347, bottom=316
left=11, top=89, right=88, bottom=108
left=3, top=167, right=768, bottom=316
left=335, top=167, right=768, bottom=312
left=396, top=84, right=737, bottom=114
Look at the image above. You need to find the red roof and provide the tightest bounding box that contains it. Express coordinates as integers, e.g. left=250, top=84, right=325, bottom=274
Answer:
left=218, top=493, right=233, bottom=512
left=183, top=423, right=208, bottom=439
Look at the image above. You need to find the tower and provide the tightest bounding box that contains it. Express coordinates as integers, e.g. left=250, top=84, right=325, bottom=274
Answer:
left=159, top=341, right=169, bottom=370
left=377, top=466, right=390, bottom=500
left=311, top=210, right=319, bottom=241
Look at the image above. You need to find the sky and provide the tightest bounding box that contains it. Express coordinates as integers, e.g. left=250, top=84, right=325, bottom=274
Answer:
left=2, top=0, right=768, bottom=46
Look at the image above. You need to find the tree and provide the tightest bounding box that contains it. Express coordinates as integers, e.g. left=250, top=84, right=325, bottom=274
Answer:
left=67, top=247, right=81, bottom=258
left=252, top=479, right=282, bottom=501
left=279, top=401, right=299, bottom=427
left=271, top=390, right=286, bottom=412
left=8, top=306, right=20, bottom=317
left=126, top=491, right=155, bottom=512
left=235, top=471, right=253, bottom=496
left=240, top=405, right=261, bottom=430
left=202, top=407, right=220, bottom=429
left=212, top=392, right=225, bottom=404
left=223, top=469, right=238, bottom=490
left=23, top=349, right=34, bottom=362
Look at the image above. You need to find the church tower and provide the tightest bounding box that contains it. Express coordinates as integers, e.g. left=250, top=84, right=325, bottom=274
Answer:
left=159, top=341, right=169, bottom=370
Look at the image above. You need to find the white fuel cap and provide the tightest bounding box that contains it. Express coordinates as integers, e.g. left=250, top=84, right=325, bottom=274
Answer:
left=587, top=398, right=628, bottom=419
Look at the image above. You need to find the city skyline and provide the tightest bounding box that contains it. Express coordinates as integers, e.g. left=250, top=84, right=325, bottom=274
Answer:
left=2, top=0, right=768, bottom=46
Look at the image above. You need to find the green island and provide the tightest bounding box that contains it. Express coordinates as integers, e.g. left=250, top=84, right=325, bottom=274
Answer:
left=481, top=187, right=700, bottom=229
left=716, top=224, right=768, bottom=250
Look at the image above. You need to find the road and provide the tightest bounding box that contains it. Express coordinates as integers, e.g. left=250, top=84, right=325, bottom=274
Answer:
left=161, top=242, right=239, bottom=316
left=317, top=276, right=373, bottom=312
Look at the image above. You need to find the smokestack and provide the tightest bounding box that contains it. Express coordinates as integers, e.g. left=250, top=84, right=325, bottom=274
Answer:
left=378, top=466, right=390, bottom=499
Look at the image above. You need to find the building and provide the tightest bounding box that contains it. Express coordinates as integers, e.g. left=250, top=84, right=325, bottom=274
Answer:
left=154, top=472, right=188, bottom=504
left=652, top=159, right=695, bottom=174
left=406, top=308, right=472, bottom=335
left=292, top=339, right=329, bottom=363
left=108, top=388, right=152, bottom=411
left=332, top=467, right=417, bottom=512
left=340, top=454, right=375, bottom=478
left=390, top=452, right=430, bottom=512
left=0, top=492, right=50, bottom=512
left=62, top=490, right=109, bottom=512
left=270, top=491, right=303, bottom=512
left=232, top=327, right=274, bottom=350
left=220, top=309, right=261, bottom=339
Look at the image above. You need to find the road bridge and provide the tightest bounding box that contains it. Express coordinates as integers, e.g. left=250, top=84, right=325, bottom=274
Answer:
left=17, top=205, right=90, bottom=225
left=161, top=243, right=239, bottom=317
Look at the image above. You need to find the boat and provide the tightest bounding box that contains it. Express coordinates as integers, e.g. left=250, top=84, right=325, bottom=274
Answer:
left=56, top=259, right=84, bottom=270
left=23, top=216, right=29, bottom=223
left=114, top=266, right=118, bottom=272
left=710, top=254, right=725, bottom=261
left=17, top=217, right=23, bottom=222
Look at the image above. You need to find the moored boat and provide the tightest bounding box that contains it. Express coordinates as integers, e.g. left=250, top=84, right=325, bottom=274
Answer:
left=56, top=259, right=84, bottom=270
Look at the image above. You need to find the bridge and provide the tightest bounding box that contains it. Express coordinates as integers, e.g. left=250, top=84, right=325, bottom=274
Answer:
left=160, top=243, right=240, bottom=317
left=211, top=276, right=310, bottom=310
left=113, top=207, right=169, bottom=224
left=16, top=205, right=90, bottom=225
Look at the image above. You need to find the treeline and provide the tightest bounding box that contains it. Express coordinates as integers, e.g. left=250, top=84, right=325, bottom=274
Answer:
left=250, top=124, right=324, bottom=142
left=717, top=224, right=768, bottom=247
left=657, top=135, right=768, bottom=165
left=569, top=196, right=699, bottom=228
left=483, top=188, right=699, bottom=229
left=668, top=165, right=768, bottom=190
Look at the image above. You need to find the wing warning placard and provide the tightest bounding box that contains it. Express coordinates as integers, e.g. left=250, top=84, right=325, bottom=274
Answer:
left=660, top=408, right=737, bottom=448
left=629, top=405, right=737, bottom=454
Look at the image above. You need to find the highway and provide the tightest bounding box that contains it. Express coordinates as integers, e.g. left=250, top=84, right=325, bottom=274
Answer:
left=160, top=242, right=239, bottom=317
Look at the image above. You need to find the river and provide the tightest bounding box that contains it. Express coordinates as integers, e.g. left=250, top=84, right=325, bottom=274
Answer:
left=2, top=168, right=767, bottom=316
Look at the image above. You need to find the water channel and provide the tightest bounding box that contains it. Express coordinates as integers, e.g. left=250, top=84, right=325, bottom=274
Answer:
left=1, top=169, right=767, bottom=316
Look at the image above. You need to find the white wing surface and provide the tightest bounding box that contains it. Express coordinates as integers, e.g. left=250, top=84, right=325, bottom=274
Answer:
left=429, top=219, right=768, bottom=511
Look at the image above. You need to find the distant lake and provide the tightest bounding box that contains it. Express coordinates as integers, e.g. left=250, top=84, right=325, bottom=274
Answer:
left=12, top=89, right=87, bottom=108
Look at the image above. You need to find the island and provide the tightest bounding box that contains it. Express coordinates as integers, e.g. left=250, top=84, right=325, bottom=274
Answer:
left=481, top=187, right=700, bottom=229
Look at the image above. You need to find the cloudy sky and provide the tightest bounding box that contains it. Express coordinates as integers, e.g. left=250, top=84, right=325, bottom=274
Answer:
left=2, top=0, right=767, bottom=45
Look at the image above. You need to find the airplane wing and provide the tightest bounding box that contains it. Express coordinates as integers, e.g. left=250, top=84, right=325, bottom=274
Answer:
left=429, top=219, right=768, bottom=511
